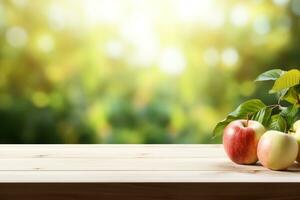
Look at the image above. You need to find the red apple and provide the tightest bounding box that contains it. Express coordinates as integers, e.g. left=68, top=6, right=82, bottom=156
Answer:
left=257, top=130, right=298, bottom=170
left=223, top=120, right=265, bottom=164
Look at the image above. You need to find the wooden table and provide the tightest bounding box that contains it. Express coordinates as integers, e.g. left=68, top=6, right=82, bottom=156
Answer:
left=0, top=144, right=300, bottom=199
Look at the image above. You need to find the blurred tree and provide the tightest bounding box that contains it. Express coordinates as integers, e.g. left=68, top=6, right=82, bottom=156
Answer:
left=0, top=0, right=298, bottom=143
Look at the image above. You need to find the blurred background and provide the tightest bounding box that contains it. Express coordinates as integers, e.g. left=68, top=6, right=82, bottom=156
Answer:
left=0, top=0, right=299, bottom=144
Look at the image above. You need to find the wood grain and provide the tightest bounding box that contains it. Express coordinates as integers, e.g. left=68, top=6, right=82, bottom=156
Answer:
left=0, top=145, right=299, bottom=182
left=0, top=145, right=300, bottom=199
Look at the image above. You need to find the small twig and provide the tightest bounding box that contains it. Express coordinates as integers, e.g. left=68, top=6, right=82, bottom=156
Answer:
left=266, top=104, right=287, bottom=111
left=266, top=104, right=280, bottom=109
left=278, top=95, right=282, bottom=105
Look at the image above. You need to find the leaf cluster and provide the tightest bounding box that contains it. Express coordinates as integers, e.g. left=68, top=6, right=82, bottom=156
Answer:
left=213, top=69, right=300, bottom=136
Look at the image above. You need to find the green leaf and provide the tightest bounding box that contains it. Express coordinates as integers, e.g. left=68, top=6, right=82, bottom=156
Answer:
left=280, top=105, right=299, bottom=130
left=212, top=116, right=236, bottom=137
left=268, top=114, right=287, bottom=132
left=255, top=69, right=284, bottom=82
left=277, top=88, right=289, bottom=102
left=229, top=99, right=266, bottom=118
left=252, top=107, right=272, bottom=126
left=270, top=69, right=300, bottom=93
left=212, top=99, right=267, bottom=137
left=282, top=87, right=299, bottom=104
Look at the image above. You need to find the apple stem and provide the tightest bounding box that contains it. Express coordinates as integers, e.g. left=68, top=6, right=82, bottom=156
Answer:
left=246, top=114, right=250, bottom=127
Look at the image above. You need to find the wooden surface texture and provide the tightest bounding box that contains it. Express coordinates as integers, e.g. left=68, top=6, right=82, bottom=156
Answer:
left=0, top=144, right=299, bottom=199
left=0, top=144, right=299, bottom=182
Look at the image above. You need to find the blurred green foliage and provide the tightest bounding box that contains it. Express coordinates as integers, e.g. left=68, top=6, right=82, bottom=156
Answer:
left=0, top=0, right=299, bottom=143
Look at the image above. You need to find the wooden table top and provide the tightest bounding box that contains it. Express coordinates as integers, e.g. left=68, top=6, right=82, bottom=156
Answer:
left=0, top=144, right=299, bottom=183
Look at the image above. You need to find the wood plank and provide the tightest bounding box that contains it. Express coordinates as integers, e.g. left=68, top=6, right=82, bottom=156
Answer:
left=0, top=144, right=299, bottom=183
left=0, top=145, right=300, bottom=199
left=0, top=158, right=261, bottom=171
left=0, top=145, right=225, bottom=159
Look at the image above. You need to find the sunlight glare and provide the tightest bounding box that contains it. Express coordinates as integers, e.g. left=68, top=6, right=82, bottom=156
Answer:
left=159, top=47, right=186, bottom=75
left=221, top=48, right=239, bottom=67
left=105, top=40, right=124, bottom=59
left=230, top=4, right=250, bottom=27
left=83, top=0, right=123, bottom=25
left=175, top=0, right=216, bottom=24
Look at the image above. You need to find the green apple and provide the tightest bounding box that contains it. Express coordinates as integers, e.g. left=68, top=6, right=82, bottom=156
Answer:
left=293, top=120, right=300, bottom=132
left=292, top=131, right=300, bottom=163
left=292, top=120, right=300, bottom=162
left=257, top=130, right=298, bottom=170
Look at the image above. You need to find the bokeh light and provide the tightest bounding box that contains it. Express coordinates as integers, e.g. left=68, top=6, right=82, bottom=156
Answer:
left=0, top=0, right=299, bottom=144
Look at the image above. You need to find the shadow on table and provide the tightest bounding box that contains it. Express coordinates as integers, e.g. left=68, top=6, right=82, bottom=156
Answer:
left=219, top=160, right=300, bottom=172
left=286, top=163, right=300, bottom=172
